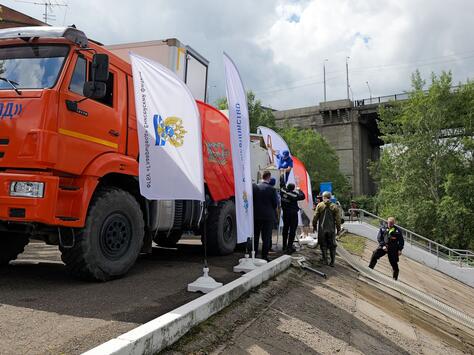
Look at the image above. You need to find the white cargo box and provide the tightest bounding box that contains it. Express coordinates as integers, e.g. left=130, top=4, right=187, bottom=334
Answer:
left=106, top=38, right=209, bottom=102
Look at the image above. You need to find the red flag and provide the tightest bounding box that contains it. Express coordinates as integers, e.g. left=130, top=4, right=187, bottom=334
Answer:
left=293, top=156, right=309, bottom=204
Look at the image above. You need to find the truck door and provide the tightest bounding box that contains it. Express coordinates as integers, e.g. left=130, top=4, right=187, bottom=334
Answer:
left=185, top=50, right=208, bottom=102
left=57, top=53, right=126, bottom=175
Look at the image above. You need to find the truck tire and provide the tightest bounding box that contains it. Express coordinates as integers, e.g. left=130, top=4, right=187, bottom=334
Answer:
left=0, top=234, right=29, bottom=266
left=60, top=187, right=144, bottom=281
left=153, top=230, right=182, bottom=248
left=205, top=200, right=237, bottom=255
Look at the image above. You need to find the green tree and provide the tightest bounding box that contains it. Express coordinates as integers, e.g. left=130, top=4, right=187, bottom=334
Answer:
left=215, top=91, right=276, bottom=133
left=374, top=71, right=474, bottom=249
left=280, top=127, right=351, bottom=203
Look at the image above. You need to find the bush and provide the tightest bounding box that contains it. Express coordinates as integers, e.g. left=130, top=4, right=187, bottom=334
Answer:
left=351, top=195, right=376, bottom=214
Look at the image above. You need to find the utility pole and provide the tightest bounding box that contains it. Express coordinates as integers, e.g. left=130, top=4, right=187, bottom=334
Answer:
left=323, top=59, right=328, bottom=102
left=366, top=81, right=372, bottom=103
left=346, top=56, right=350, bottom=100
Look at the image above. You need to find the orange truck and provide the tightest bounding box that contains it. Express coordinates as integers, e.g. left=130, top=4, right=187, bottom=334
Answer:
left=0, top=26, right=237, bottom=281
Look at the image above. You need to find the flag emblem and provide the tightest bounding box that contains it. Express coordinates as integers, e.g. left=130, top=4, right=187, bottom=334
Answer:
left=242, top=191, right=249, bottom=212
left=153, top=114, right=187, bottom=147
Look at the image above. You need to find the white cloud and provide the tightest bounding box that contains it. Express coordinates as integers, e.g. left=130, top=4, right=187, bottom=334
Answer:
left=2, top=0, right=474, bottom=110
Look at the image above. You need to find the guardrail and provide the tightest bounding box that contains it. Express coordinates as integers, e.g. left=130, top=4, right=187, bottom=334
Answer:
left=354, top=92, right=409, bottom=107
left=354, top=85, right=462, bottom=107
left=348, top=208, right=474, bottom=268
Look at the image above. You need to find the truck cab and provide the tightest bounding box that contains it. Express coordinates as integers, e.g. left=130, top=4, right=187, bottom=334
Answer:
left=0, top=26, right=236, bottom=281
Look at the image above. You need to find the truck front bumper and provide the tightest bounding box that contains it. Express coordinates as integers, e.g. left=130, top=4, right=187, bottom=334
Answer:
left=0, top=172, right=59, bottom=225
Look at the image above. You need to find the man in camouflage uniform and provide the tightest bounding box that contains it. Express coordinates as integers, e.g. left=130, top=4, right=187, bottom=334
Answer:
left=312, top=191, right=341, bottom=266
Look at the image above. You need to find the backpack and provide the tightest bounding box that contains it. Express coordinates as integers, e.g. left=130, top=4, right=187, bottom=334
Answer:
left=320, top=203, right=336, bottom=233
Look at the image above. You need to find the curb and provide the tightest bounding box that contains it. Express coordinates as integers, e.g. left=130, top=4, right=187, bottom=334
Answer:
left=83, top=255, right=292, bottom=355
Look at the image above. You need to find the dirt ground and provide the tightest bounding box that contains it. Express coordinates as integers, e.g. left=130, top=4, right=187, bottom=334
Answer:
left=163, top=243, right=474, bottom=355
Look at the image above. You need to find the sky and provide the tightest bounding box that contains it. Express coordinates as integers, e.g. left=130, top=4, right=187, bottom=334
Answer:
left=2, top=0, right=474, bottom=110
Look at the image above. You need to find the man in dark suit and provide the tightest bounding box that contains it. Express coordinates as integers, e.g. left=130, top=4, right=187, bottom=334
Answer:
left=253, top=170, right=278, bottom=261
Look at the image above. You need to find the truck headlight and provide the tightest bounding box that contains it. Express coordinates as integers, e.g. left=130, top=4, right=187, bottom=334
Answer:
left=10, top=182, right=45, bottom=198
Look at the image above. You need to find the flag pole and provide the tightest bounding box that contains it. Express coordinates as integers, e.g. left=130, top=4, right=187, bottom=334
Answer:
left=202, top=201, right=208, bottom=269
left=188, top=200, right=223, bottom=293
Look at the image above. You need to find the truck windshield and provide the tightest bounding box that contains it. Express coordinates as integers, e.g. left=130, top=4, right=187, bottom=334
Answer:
left=0, top=45, right=69, bottom=90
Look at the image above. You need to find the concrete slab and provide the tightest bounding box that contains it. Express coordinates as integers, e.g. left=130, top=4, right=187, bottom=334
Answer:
left=356, top=298, right=417, bottom=340
left=345, top=222, right=474, bottom=287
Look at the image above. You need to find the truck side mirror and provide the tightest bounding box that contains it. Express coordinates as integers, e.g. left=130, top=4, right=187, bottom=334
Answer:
left=82, top=53, right=109, bottom=99
left=83, top=81, right=107, bottom=99
left=91, top=53, right=109, bottom=82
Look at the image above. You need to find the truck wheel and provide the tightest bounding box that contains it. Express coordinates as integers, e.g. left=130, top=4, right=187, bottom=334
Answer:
left=205, top=200, right=236, bottom=255
left=60, top=187, right=144, bottom=281
left=153, top=230, right=182, bottom=248
left=0, top=234, right=29, bottom=266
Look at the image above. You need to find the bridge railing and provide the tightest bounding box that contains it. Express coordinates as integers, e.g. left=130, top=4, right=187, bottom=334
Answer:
left=354, top=92, right=410, bottom=107
left=348, top=208, right=474, bottom=268
left=355, top=85, right=463, bottom=107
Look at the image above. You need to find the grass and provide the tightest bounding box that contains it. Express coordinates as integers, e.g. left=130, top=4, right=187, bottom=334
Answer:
left=339, top=233, right=366, bottom=256
left=367, top=217, right=383, bottom=228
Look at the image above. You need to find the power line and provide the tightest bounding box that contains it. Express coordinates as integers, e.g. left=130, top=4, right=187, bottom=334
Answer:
left=253, top=52, right=474, bottom=96
left=252, top=49, right=474, bottom=95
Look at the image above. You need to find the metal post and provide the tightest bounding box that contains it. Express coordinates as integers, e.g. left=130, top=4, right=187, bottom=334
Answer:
left=201, top=201, right=208, bottom=268
left=346, top=56, right=350, bottom=100
left=366, top=81, right=372, bottom=103
left=323, top=59, right=328, bottom=102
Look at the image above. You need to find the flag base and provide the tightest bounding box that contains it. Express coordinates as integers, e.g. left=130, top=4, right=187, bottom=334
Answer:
left=251, top=250, right=268, bottom=267
left=253, top=258, right=268, bottom=267
left=187, top=267, right=223, bottom=293
left=233, top=254, right=257, bottom=273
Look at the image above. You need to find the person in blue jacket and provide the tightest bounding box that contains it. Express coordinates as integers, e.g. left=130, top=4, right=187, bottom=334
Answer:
left=368, top=217, right=405, bottom=280
left=277, top=150, right=293, bottom=183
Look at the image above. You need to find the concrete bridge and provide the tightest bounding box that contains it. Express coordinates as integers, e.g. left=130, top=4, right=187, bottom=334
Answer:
left=274, top=93, right=408, bottom=196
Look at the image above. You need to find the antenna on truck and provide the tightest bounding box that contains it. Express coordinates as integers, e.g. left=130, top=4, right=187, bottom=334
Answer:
left=15, top=0, right=68, bottom=25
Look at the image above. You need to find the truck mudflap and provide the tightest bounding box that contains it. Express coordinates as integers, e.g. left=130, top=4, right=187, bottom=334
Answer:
left=0, top=172, right=59, bottom=225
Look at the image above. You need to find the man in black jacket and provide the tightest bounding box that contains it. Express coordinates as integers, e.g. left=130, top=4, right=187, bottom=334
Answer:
left=280, top=180, right=305, bottom=254
left=368, top=217, right=405, bottom=280
left=253, top=171, right=278, bottom=261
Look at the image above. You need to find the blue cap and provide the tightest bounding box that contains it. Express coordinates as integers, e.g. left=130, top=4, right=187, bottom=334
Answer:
left=282, top=150, right=290, bottom=157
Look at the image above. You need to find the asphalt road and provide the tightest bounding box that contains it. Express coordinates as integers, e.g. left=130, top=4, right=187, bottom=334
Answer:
left=0, top=239, right=243, bottom=354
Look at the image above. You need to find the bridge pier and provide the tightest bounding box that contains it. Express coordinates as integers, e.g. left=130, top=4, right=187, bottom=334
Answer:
left=274, top=100, right=382, bottom=196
